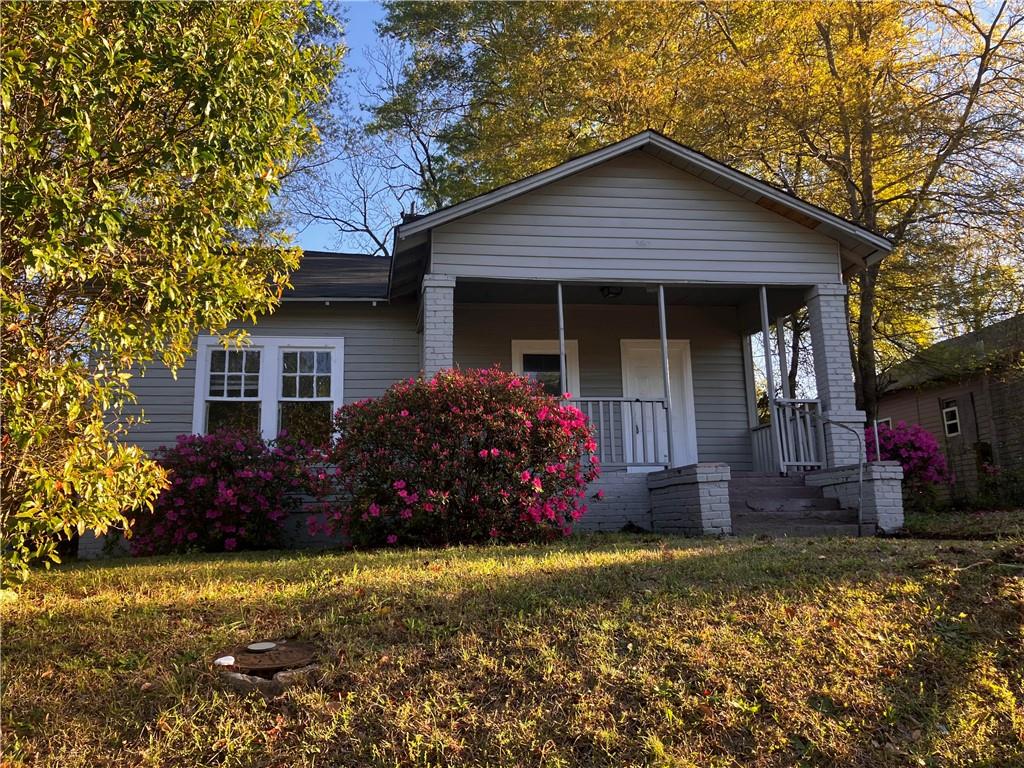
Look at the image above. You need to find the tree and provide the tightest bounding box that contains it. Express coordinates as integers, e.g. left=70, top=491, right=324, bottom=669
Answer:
left=281, top=37, right=449, bottom=255
left=375, top=0, right=1024, bottom=417
left=0, top=0, right=342, bottom=583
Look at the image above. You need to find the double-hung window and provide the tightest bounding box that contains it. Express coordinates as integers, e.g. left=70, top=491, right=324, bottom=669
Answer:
left=194, top=336, right=343, bottom=445
left=941, top=400, right=961, bottom=437
left=205, top=348, right=262, bottom=434
left=278, top=348, right=335, bottom=446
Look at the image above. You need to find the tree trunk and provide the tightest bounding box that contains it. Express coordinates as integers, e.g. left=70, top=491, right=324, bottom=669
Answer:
left=787, top=313, right=802, bottom=398
left=855, top=264, right=880, bottom=421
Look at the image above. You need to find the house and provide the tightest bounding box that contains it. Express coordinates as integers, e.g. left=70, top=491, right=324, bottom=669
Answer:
left=80, top=131, right=906, bottom=556
left=878, top=314, right=1024, bottom=500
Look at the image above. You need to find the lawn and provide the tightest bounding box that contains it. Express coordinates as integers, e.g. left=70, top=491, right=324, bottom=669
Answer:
left=2, top=536, right=1022, bottom=767
left=904, top=508, right=1024, bottom=540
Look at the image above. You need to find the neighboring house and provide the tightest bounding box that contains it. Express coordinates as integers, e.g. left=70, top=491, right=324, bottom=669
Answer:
left=878, top=314, right=1024, bottom=500
left=81, top=131, right=906, bottom=556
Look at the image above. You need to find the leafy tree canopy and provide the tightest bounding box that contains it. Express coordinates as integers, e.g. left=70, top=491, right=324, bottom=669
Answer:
left=0, top=0, right=343, bottom=584
left=373, top=0, right=1024, bottom=414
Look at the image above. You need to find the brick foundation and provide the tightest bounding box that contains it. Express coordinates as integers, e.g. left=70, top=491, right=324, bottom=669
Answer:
left=805, top=461, right=905, bottom=534
left=647, top=463, right=732, bottom=536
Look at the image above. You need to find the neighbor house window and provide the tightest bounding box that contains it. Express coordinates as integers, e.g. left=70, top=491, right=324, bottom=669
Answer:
left=193, top=337, right=343, bottom=443
left=941, top=401, right=961, bottom=437
left=877, top=417, right=892, bottom=428
left=205, top=349, right=261, bottom=434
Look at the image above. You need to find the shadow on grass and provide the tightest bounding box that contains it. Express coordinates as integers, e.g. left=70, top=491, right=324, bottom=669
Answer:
left=4, top=536, right=1022, bottom=767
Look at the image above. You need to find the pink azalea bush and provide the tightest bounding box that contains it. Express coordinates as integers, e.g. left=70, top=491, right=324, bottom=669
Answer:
left=312, top=367, right=600, bottom=548
left=131, top=431, right=329, bottom=555
left=866, top=421, right=950, bottom=501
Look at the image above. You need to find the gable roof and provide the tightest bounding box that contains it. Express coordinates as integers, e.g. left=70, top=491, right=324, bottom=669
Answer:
left=882, top=314, right=1024, bottom=392
left=393, top=130, right=893, bottom=273
left=283, top=251, right=390, bottom=301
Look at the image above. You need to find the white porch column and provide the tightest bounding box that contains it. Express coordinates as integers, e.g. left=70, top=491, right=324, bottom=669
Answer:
left=759, top=286, right=783, bottom=474
left=657, top=284, right=677, bottom=466
left=420, top=273, right=456, bottom=378
left=805, top=283, right=865, bottom=467
left=556, top=283, right=568, bottom=398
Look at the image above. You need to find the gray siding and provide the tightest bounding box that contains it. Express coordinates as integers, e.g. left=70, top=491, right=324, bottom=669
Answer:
left=123, top=303, right=419, bottom=453
left=454, top=303, right=753, bottom=470
left=431, top=151, right=843, bottom=285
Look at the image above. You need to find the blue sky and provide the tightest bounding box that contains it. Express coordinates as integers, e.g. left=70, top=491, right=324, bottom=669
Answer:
left=292, top=1, right=387, bottom=252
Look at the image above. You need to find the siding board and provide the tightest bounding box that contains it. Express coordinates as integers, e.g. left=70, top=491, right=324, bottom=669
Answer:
left=431, top=151, right=842, bottom=286
left=123, top=304, right=419, bottom=453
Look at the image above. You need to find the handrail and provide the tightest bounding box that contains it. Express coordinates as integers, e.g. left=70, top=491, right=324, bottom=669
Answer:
left=819, top=417, right=865, bottom=522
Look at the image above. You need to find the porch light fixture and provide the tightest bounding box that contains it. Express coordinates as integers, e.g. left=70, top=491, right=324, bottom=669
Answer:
left=599, top=285, right=623, bottom=299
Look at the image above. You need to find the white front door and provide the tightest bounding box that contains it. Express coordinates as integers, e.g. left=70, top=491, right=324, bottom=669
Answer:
left=620, top=340, right=698, bottom=468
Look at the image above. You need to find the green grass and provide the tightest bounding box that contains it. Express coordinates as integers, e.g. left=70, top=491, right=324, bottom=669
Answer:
left=904, top=509, right=1024, bottom=540
left=3, top=535, right=1023, bottom=767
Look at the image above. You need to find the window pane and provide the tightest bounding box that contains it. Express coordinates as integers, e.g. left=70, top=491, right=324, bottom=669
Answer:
left=225, top=374, right=242, bottom=397
left=279, top=401, right=332, bottom=447
left=521, top=354, right=562, bottom=396
left=207, top=401, right=260, bottom=435
left=208, top=374, right=224, bottom=397
left=282, top=352, right=297, bottom=374
left=522, top=354, right=560, bottom=373
left=315, top=375, right=330, bottom=397
left=298, top=375, right=314, bottom=398
left=316, top=351, right=331, bottom=373
left=243, top=383, right=259, bottom=398
left=210, top=350, right=226, bottom=372
left=299, top=351, right=314, bottom=373
left=227, top=351, right=243, bottom=372
left=244, top=351, right=260, bottom=373
left=281, top=376, right=296, bottom=398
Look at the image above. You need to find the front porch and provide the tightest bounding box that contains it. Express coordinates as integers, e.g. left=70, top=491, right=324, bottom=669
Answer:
left=421, top=276, right=904, bottom=535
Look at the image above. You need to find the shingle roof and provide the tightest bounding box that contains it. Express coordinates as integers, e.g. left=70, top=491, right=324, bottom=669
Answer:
left=283, top=251, right=390, bottom=300
left=883, top=314, right=1024, bottom=392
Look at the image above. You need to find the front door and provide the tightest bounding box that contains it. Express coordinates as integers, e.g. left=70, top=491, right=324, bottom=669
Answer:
left=620, top=340, right=697, bottom=468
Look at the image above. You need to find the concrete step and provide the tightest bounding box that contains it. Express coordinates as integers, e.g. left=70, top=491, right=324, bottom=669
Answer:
left=729, top=475, right=808, bottom=487
left=733, top=507, right=857, bottom=524
left=732, top=497, right=842, bottom=514
left=732, top=522, right=862, bottom=538
left=729, top=484, right=823, bottom=499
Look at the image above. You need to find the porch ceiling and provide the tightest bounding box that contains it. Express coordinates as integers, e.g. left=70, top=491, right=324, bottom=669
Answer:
left=454, top=279, right=807, bottom=330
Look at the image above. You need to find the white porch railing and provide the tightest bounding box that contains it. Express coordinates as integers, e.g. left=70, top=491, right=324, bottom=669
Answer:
left=575, top=397, right=669, bottom=468
left=751, top=398, right=826, bottom=474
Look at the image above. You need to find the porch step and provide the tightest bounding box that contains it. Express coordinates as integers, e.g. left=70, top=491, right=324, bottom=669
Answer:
left=728, top=484, right=823, bottom=500
left=732, top=506, right=855, bottom=524
left=731, top=496, right=841, bottom=514
left=729, top=473, right=861, bottom=538
left=732, top=520, right=863, bottom=537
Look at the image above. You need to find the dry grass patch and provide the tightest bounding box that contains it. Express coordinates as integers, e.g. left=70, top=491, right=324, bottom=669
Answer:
left=904, top=509, right=1024, bottom=540
left=2, top=536, right=1022, bottom=767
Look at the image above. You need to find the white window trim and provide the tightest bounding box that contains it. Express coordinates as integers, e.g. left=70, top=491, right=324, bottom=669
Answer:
left=941, top=405, right=961, bottom=437
left=511, top=339, right=581, bottom=397
left=877, top=417, right=892, bottom=428
left=193, top=335, right=344, bottom=440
